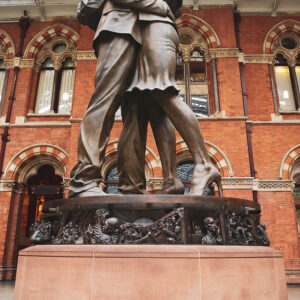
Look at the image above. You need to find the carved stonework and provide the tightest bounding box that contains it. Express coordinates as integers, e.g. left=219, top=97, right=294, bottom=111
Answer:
left=77, top=51, right=97, bottom=60
left=0, top=180, right=25, bottom=193
left=221, top=177, right=254, bottom=190
left=271, top=32, right=300, bottom=66
left=244, top=54, right=275, bottom=64
left=209, top=48, right=239, bottom=59
left=147, top=178, right=163, bottom=191
left=4, top=59, right=14, bottom=69
left=257, top=180, right=294, bottom=192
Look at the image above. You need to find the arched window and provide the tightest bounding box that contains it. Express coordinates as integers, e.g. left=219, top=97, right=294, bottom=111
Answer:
left=274, top=53, right=299, bottom=111
left=292, top=160, right=300, bottom=236
left=35, top=58, right=55, bottom=113
left=0, top=59, right=5, bottom=101
left=104, top=165, right=120, bottom=194
left=34, top=41, right=75, bottom=114
left=0, top=58, right=7, bottom=114
left=272, top=35, right=300, bottom=111
left=177, top=31, right=210, bottom=117
left=176, top=160, right=214, bottom=195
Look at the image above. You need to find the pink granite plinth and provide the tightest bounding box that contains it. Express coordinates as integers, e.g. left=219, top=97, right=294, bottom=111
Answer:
left=14, top=245, right=287, bottom=300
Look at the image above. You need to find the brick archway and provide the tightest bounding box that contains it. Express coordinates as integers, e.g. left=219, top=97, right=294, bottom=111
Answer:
left=176, top=14, right=220, bottom=48
left=280, top=144, right=300, bottom=180
left=103, top=141, right=160, bottom=179
left=176, top=140, right=233, bottom=177
left=0, top=29, right=15, bottom=59
left=24, top=24, right=79, bottom=59
left=4, top=144, right=69, bottom=182
left=263, top=19, right=300, bottom=54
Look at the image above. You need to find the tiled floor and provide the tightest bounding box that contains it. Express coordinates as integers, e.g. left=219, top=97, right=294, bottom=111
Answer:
left=1, top=281, right=299, bottom=299
left=0, top=281, right=14, bottom=300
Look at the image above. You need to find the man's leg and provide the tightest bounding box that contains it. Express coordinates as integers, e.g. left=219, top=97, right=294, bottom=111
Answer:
left=69, top=34, right=137, bottom=197
left=118, top=93, right=184, bottom=194
left=117, top=93, right=148, bottom=194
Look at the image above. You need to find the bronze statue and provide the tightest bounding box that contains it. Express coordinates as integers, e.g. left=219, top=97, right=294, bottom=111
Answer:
left=70, top=0, right=222, bottom=197
left=69, top=0, right=184, bottom=197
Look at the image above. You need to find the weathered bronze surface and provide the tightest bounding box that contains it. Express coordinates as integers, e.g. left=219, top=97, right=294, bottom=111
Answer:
left=69, top=0, right=221, bottom=197
left=31, top=195, right=269, bottom=246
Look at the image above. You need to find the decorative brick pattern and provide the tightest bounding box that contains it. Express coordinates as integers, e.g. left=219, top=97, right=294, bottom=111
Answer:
left=176, top=14, right=220, bottom=48
left=0, top=29, right=15, bottom=59
left=24, top=24, right=79, bottom=59
left=263, top=20, right=300, bottom=54
left=3, top=144, right=69, bottom=182
left=176, top=140, right=233, bottom=177
left=280, top=144, right=300, bottom=180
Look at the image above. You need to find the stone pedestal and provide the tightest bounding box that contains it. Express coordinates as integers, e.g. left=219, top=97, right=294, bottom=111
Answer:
left=14, top=245, right=287, bottom=300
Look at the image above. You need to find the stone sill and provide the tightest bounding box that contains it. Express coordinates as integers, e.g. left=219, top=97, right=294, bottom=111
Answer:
left=279, top=110, right=300, bottom=115
left=27, top=112, right=71, bottom=117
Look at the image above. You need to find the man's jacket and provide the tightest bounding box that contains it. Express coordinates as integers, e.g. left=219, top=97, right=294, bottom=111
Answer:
left=78, top=0, right=174, bottom=47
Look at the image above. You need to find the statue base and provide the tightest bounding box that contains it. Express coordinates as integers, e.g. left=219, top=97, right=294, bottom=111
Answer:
left=31, top=195, right=270, bottom=246
left=14, top=245, right=287, bottom=299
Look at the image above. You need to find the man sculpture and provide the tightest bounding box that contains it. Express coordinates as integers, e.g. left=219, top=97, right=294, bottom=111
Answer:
left=69, top=0, right=222, bottom=198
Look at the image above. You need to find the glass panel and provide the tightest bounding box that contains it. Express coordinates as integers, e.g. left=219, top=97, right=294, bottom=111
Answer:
left=52, top=43, right=67, bottom=54
left=0, top=70, right=5, bottom=103
left=175, top=53, right=184, bottom=81
left=190, top=50, right=206, bottom=82
left=58, top=69, right=75, bottom=113
left=105, top=166, right=120, bottom=194
left=297, top=209, right=300, bottom=235
left=42, top=58, right=54, bottom=68
left=191, top=95, right=209, bottom=117
left=62, top=57, right=75, bottom=68
left=296, top=66, right=300, bottom=93
left=274, top=66, right=296, bottom=111
left=35, top=69, right=55, bottom=113
left=115, top=107, right=121, bottom=119
left=176, top=161, right=213, bottom=195
left=0, top=59, right=4, bottom=68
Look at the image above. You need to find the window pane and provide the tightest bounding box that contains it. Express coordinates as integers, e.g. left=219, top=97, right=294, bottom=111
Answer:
left=52, top=43, right=67, bottom=54
left=35, top=69, right=55, bottom=113
left=191, top=95, right=209, bottom=117
left=296, top=66, right=300, bottom=93
left=58, top=69, right=75, bottom=113
left=176, top=161, right=213, bottom=195
left=190, top=51, right=206, bottom=82
left=175, top=53, right=184, bottom=81
left=105, top=166, right=120, bottom=194
left=115, top=107, right=121, bottom=119
left=297, top=210, right=300, bottom=235
left=274, top=66, right=296, bottom=111
left=0, top=70, right=5, bottom=103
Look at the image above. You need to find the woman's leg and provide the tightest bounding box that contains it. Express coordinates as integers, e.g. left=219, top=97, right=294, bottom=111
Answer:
left=144, top=95, right=184, bottom=194
left=151, top=89, right=221, bottom=195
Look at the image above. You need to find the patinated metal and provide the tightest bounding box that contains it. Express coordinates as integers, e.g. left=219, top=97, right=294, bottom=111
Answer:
left=31, top=195, right=269, bottom=246
left=69, top=0, right=221, bottom=198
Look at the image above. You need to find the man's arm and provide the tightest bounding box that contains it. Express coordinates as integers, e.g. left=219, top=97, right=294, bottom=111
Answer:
left=110, top=0, right=169, bottom=17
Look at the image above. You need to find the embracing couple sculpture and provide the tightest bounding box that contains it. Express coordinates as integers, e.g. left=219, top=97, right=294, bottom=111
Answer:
left=68, top=0, right=222, bottom=198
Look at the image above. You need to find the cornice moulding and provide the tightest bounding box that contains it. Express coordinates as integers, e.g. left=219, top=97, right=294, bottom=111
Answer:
left=209, top=48, right=239, bottom=58
left=77, top=51, right=97, bottom=60
left=244, top=54, right=275, bottom=64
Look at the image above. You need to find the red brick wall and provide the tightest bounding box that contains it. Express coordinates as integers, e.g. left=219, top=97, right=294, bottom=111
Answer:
left=0, top=9, right=299, bottom=281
